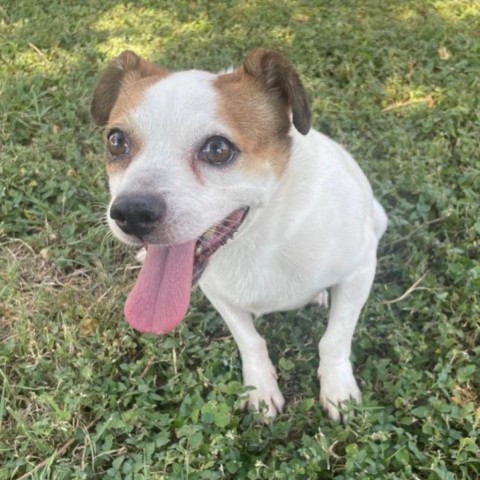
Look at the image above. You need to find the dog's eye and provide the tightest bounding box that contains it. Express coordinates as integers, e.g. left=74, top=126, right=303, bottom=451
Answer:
left=199, top=136, right=237, bottom=166
left=107, top=129, right=129, bottom=157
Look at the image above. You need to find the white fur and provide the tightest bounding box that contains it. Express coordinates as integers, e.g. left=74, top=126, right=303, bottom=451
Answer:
left=200, top=129, right=387, bottom=420
left=108, top=70, right=387, bottom=420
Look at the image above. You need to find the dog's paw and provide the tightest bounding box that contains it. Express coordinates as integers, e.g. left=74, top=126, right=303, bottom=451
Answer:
left=317, top=362, right=361, bottom=421
left=135, top=248, right=147, bottom=264
left=240, top=364, right=285, bottom=418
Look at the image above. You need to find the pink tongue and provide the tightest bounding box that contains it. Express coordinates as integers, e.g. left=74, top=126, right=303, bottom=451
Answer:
left=124, top=241, right=196, bottom=334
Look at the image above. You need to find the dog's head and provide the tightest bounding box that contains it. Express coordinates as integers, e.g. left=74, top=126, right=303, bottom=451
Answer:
left=91, top=49, right=311, bottom=334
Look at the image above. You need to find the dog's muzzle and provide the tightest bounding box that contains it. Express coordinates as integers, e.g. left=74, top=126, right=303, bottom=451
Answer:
left=110, top=194, right=166, bottom=239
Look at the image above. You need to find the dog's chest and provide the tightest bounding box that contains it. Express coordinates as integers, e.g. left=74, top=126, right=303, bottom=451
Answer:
left=199, top=237, right=334, bottom=315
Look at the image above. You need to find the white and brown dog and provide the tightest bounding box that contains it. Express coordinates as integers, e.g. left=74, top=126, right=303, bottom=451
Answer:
left=91, top=49, right=387, bottom=420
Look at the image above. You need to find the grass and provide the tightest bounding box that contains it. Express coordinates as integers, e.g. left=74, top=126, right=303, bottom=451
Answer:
left=1, top=0, right=479, bottom=478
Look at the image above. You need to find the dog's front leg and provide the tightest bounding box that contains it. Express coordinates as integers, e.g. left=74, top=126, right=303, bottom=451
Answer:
left=317, top=253, right=377, bottom=421
left=202, top=291, right=285, bottom=417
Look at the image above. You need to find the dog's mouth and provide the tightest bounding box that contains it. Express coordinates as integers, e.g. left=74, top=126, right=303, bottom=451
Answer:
left=192, top=207, right=249, bottom=286
left=124, top=207, right=249, bottom=335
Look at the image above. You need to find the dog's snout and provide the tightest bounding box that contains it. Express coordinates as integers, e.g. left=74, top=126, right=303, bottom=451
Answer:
left=110, top=194, right=166, bottom=238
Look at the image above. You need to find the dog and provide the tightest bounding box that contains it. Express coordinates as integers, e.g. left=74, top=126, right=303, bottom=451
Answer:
left=90, top=49, right=387, bottom=420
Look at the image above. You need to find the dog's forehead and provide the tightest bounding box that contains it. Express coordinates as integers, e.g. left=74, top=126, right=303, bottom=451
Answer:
left=127, top=70, right=222, bottom=140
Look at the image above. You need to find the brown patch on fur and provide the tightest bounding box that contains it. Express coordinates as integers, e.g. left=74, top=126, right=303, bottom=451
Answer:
left=107, top=75, right=164, bottom=126
left=214, top=49, right=311, bottom=176
left=90, top=51, right=170, bottom=127
left=104, top=76, right=165, bottom=173
left=214, top=71, right=291, bottom=176
left=91, top=51, right=170, bottom=175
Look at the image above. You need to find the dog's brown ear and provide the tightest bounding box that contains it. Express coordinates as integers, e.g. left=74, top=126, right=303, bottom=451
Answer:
left=242, top=49, right=311, bottom=135
left=90, top=51, right=168, bottom=126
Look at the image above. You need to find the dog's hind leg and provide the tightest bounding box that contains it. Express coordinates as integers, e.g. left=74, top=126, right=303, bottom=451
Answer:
left=202, top=291, right=285, bottom=417
left=317, top=248, right=377, bottom=421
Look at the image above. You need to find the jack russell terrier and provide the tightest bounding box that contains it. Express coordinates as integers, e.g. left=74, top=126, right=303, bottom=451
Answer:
left=91, top=49, right=388, bottom=420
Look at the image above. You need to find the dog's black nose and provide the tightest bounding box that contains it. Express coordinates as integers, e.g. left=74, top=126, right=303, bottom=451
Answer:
left=110, top=194, right=166, bottom=239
